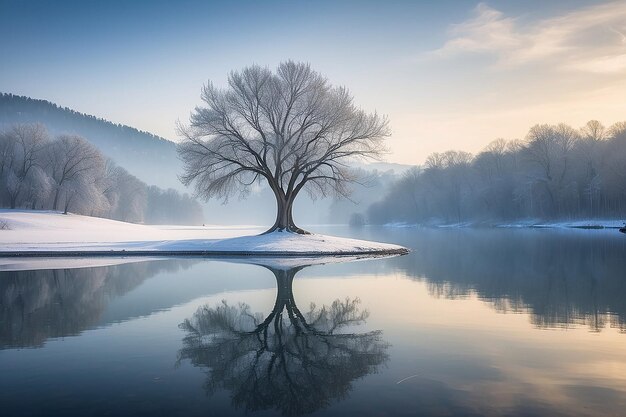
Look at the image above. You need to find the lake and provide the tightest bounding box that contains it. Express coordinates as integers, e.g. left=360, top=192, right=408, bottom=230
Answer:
left=1, top=227, right=625, bottom=416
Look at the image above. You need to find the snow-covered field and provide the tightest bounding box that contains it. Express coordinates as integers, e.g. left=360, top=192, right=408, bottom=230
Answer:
left=0, top=210, right=407, bottom=256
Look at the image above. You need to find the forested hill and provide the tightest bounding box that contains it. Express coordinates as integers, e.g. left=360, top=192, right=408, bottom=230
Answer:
left=0, top=93, right=181, bottom=190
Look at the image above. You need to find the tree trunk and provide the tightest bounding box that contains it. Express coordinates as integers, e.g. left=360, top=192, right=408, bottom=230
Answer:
left=263, top=189, right=309, bottom=234
left=286, top=200, right=308, bottom=234
left=53, top=188, right=60, bottom=211
left=63, top=192, right=73, bottom=215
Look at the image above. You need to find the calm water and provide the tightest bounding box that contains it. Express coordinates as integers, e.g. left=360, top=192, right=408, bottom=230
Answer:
left=1, top=227, right=626, bottom=417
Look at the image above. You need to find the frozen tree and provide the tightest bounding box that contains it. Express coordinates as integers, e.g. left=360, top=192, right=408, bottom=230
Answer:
left=47, top=135, right=106, bottom=213
left=581, top=120, right=606, bottom=142
left=367, top=119, right=626, bottom=225
left=421, top=150, right=473, bottom=222
left=601, top=122, right=626, bottom=208
left=608, top=121, right=626, bottom=141
left=101, top=160, right=124, bottom=214
left=58, top=162, right=108, bottom=216
left=473, top=139, right=519, bottom=219
left=574, top=121, right=607, bottom=216
left=102, top=161, right=147, bottom=222
left=0, top=124, right=49, bottom=208
left=524, top=124, right=579, bottom=216
left=23, top=165, right=54, bottom=210
left=178, top=61, right=390, bottom=234
left=0, top=125, right=204, bottom=224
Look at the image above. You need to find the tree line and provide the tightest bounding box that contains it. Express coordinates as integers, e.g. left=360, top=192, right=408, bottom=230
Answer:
left=367, top=120, right=626, bottom=225
left=0, top=123, right=203, bottom=224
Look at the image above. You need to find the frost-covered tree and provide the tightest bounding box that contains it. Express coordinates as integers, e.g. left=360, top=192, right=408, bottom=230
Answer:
left=0, top=125, right=204, bottom=224
left=23, top=165, right=54, bottom=210
left=0, top=124, right=49, bottom=208
left=178, top=61, right=390, bottom=234
left=581, top=120, right=606, bottom=142
left=102, top=161, right=147, bottom=222
left=46, top=135, right=106, bottom=212
left=524, top=124, right=579, bottom=216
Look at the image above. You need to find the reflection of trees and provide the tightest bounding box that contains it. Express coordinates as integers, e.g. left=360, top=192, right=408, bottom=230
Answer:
left=178, top=265, right=389, bottom=416
left=0, top=260, right=191, bottom=349
left=386, top=229, right=626, bottom=331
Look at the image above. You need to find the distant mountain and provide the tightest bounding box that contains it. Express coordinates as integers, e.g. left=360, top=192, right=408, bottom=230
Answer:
left=0, top=93, right=182, bottom=190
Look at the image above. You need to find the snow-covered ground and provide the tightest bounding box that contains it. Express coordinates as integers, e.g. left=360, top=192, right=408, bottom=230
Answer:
left=0, top=210, right=407, bottom=256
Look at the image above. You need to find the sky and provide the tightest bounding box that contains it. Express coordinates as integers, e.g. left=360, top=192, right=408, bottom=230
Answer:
left=1, top=0, right=625, bottom=165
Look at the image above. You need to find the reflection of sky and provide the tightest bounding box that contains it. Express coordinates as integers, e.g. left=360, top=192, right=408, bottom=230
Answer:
left=1, top=0, right=624, bottom=164
left=297, top=277, right=626, bottom=416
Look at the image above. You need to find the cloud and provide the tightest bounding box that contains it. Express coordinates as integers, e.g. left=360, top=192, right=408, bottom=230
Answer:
left=430, top=1, right=626, bottom=73
left=433, top=3, right=522, bottom=56
left=566, top=53, right=626, bottom=74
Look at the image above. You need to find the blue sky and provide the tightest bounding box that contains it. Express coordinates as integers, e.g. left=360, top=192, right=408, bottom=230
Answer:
left=1, top=0, right=624, bottom=164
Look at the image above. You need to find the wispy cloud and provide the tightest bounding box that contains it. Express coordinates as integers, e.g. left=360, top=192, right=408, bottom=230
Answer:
left=430, top=1, right=626, bottom=74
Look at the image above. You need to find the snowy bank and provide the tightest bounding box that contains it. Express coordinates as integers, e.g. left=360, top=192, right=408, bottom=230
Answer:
left=0, top=210, right=407, bottom=256
left=380, top=218, right=625, bottom=229
left=523, top=219, right=625, bottom=229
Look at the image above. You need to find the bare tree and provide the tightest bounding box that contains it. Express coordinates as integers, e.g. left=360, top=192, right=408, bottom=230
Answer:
left=177, top=61, right=390, bottom=234
left=46, top=135, right=105, bottom=212
left=0, top=124, right=49, bottom=208
left=101, top=161, right=147, bottom=222
left=367, top=119, right=626, bottom=226
left=581, top=120, right=606, bottom=142
left=524, top=124, right=578, bottom=216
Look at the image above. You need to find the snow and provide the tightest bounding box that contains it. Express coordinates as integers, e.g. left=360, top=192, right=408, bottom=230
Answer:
left=526, top=219, right=625, bottom=229
left=0, top=210, right=407, bottom=256
left=381, top=218, right=625, bottom=229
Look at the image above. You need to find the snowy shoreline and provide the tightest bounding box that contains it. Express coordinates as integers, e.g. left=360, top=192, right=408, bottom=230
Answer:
left=380, top=219, right=625, bottom=230
left=0, top=210, right=408, bottom=257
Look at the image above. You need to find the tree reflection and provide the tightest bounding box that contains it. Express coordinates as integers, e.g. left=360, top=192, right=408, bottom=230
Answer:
left=177, top=264, right=389, bottom=416
left=0, top=259, right=194, bottom=349
left=384, top=228, right=626, bottom=332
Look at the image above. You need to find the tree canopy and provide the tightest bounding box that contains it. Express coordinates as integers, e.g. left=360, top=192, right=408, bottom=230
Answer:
left=178, top=61, right=390, bottom=233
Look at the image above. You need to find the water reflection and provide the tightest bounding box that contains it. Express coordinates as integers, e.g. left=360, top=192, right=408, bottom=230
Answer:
left=360, top=228, right=626, bottom=332
left=177, top=263, right=389, bottom=416
left=1, top=236, right=626, bottom=416
left=0, top=259, right=194, bottom=349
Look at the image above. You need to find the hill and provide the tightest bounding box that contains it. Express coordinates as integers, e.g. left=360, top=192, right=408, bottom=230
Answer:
left=0, top=93, right=182, bottom=190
